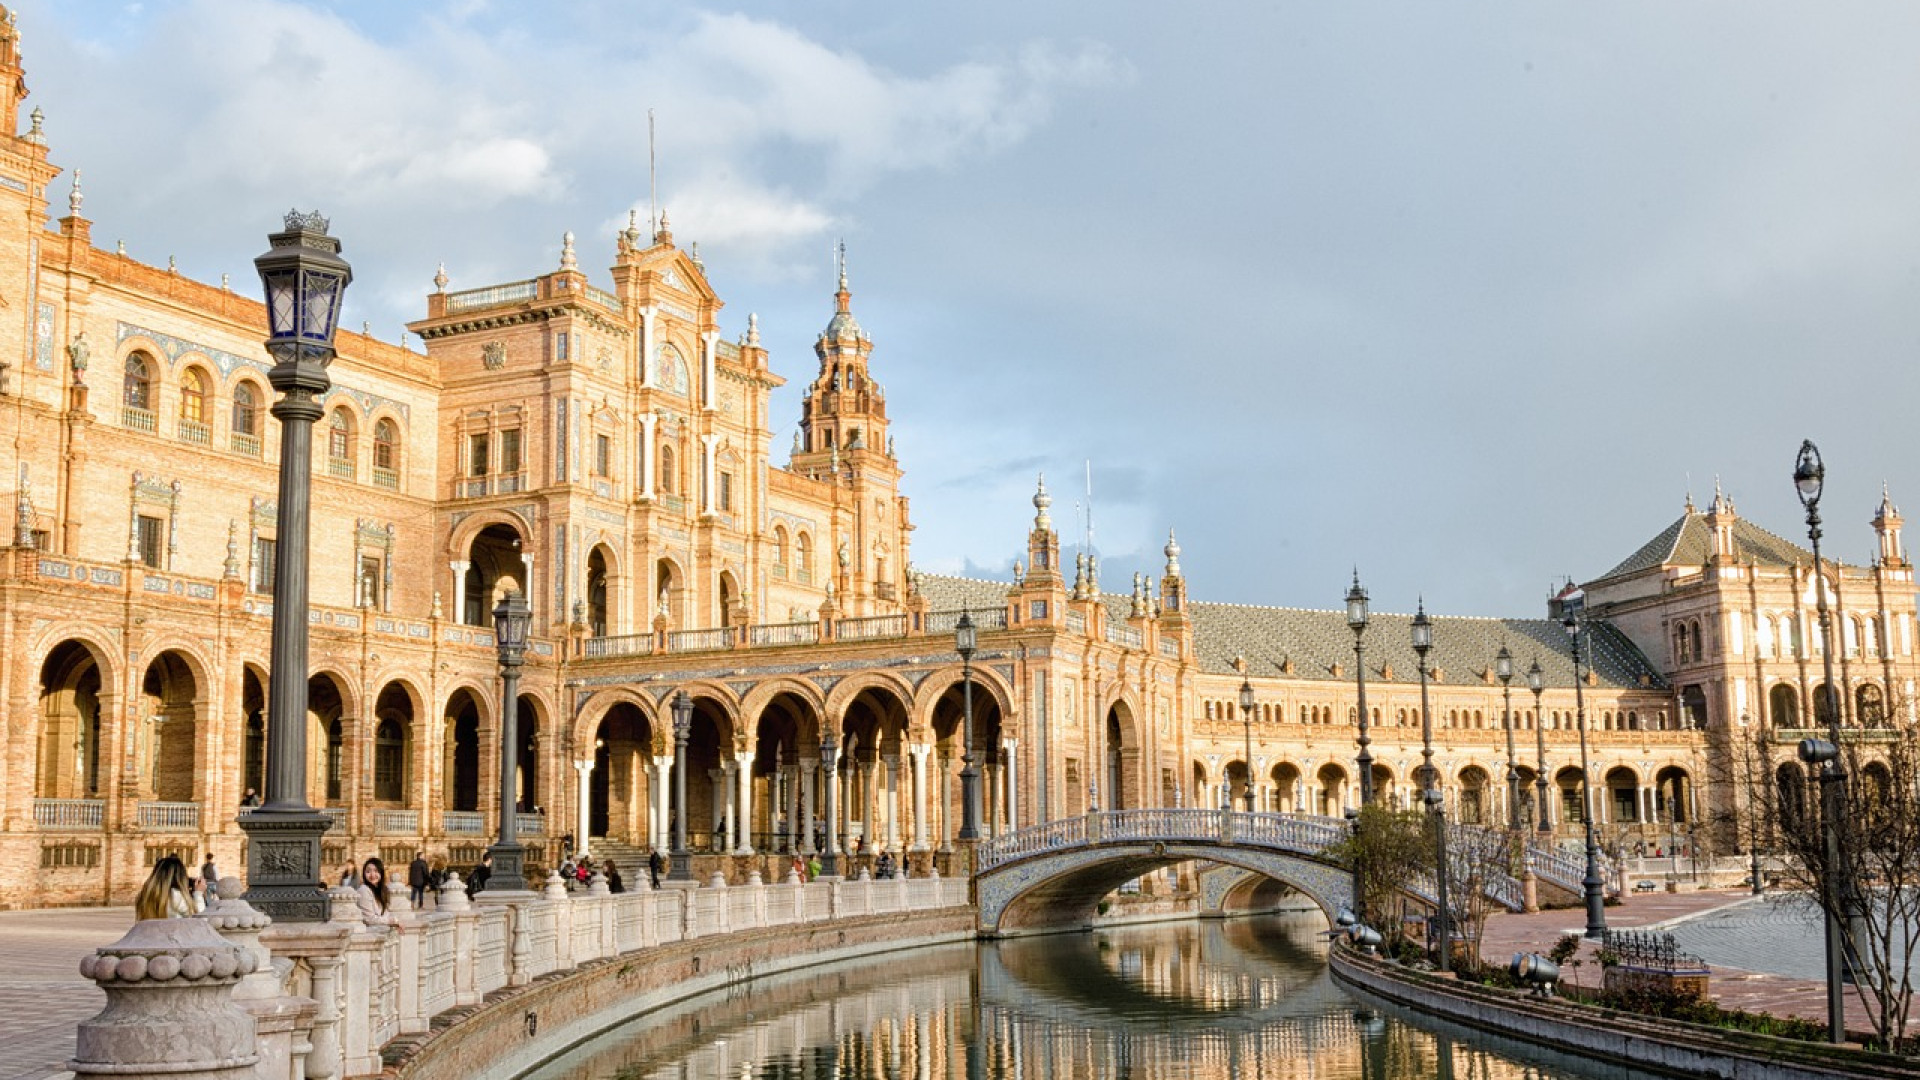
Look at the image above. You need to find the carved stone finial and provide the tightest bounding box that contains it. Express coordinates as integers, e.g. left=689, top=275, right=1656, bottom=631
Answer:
left=1033, top=473, right=1052, bottom=531
left=67, top=168, right=81, bottom=217
left=1164, top=528, right=1182, bottom=576
left=654, top=209, right=672, bottom=244
left=433, top=262, right=448, bottom=293
left=624, top=209, right=641, bottom=246
left=689, top=241, right=703, bottom=271
left=560, top=230, right=577, bottom=271
left=220, top=273, right=229, bottom=291
left=14, top=469, right=33, bottom=547
left=747, top=312, right=760, bottom=346
left=167, top=256, right=176, bottom=273
left=25, top=106, right=42, bottom=143
left=431, top=590, right=444, bottom=619
left=115, top=239, right=125, bottom=256
left=223, top=519, right=240, bottom=578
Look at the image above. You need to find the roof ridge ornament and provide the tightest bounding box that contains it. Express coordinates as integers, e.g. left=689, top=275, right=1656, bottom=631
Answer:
left=433, top=262, right=448, bottom=293
left=1033, top=473, right=1052, bottom=530
left=67, top=168, right=81, bottom=217
left=283, top=209, right=329, bottom=233
left=1164, top=528, right=1182, bottom=576
left=560, top=231, right=577, bottom=271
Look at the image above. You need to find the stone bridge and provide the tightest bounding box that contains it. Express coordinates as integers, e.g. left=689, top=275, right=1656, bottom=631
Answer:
left=973, top=809, right=1602, bottom=936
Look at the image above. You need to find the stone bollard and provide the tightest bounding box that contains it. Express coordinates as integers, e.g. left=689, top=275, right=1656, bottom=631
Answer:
left=203, top=876, right=280, bottom=1002
left=71, top=917, right=260, bottom=1080
left=588, top=870, right=610, bottom=896
left=205, top=876, right=319, bottom=1080
left=438, top=871, right=471, bottom=911
left=748, top=869, right=765, bottom=886
left=708, top=871, right=729, bottom=889
left=786, top=865, right=804, bottom=886
left=544, top=871, right=569, bottom=900
left=389, top=885, right=414, bottom=916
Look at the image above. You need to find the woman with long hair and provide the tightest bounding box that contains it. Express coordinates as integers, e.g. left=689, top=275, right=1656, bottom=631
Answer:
left=134, top=855, right=203, bottom=921
left=355, top=857, right=398, bottom=926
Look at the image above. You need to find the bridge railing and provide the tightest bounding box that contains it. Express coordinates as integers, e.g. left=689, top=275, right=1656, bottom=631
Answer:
left=980, top=809, right=1356, bottom=870
left=978, top=816, right=1088, bottom=870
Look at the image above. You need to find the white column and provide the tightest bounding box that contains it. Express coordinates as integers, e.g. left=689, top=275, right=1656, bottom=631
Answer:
left=700, top=433, right=718, bottom=515
left=573, top=759, right=592, bottom=858
left=883, top=756, right=900, bottom=851
left=909, top=743, right=930, bottom=851
left=1003, top=739, right=1019, bottom=830
left=937, top=750, right=953, bottom=851
left=638, top=411, right=658, bottom=500
left=701, top=329, right=718, bottom=411
left=734, top=750, right=755, bottom=854
left=651, top=755, right=673, bottom=852
left=639, top=306, right=657, bottom=387
left=1644, top=785, right=1659, bottom=825
left=449, top=560, right=469, bottom=623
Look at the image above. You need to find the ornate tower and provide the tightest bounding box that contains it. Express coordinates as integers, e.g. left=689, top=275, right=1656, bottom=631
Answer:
left=793, top=249, right=889, bottom=468
left=1875, top=485, right=1906, bottom=568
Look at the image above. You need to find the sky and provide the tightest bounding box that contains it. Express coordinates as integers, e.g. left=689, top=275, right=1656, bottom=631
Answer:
left=14, top=1, right=1920, bottom=621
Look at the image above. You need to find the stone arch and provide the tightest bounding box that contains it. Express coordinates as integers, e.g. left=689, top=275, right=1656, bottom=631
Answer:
left=738, top=678, right=828, bottom=740
left=446, top=508, right=535, bottom=561
left=978, top=843, right=1352, bottom=936
left=1457, top=764, right=1491, bottom=826
left=459, top=522, right=528, bottom=628
left=441, top=683, right=493, bottom=814
left=135, top=648, right=210, bottom=804
left=585, top=542, right=616, bottom=636
left=1269, top=760, right=1303, bottom=813
left=590, top=698, right=656, bottom=844
left=1604, top=764, right=1640, bottom=823
left=1102, top=696, right=1143, bottom=810
left=370, top=681, right=418, bottom=805
left=573, top=688, right=662, bottom=754
left=36, top=638, right=112, bottom=801
left=908, top=666, right=1013, bottom=734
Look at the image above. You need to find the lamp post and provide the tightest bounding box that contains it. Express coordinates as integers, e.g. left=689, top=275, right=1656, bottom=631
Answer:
left=669, top=690, right=693, bottom=882
left=1412, top=600, right=1450, bottom=972
left=1563, top=591, right=1608, bottom=939
left=1348, top=572, right=1373, bottom=805
left=1528, top=659, right=1549, bottom=837
left=1497, top=645, right=1518, bottom=832
left=1745, top=720, right=1764, bottom=897
left=1794, top=438, right=1858, bottom=1041
left=820, top=726, right=841, bottom=877
left=956, top=611, right=981, bottom=841
left=1237, top=678, right=1256, bottom=811
left=486, top=590, right=531, bottom=892
left=240, top=212, right=351, bottom=922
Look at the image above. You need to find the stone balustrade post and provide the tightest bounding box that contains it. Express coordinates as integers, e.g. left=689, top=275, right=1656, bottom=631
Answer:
left=328, top=886, right=387, bottom=1079
left=204, top=875, right=318, bottom=1080
left=387, top=886, right=426, bottom=1034
left=70, top=917, right=261, bottom=1080
left=436, top=872, right=480, bottom=1008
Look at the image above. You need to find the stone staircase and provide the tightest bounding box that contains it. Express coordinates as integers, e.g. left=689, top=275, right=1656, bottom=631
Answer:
left=581, top=838, right=651, bottom=880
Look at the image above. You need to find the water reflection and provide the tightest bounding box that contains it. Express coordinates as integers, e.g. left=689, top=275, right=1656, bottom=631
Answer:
left=523, top=914, right=1621, bottom=1079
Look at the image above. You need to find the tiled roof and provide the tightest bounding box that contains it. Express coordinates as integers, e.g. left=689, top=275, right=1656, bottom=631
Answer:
left=1188, top=601, right=1662, bottom=691
left=1596, top=510, right=1810, bottom=583
left=915, top=574, right=1662, bottom=692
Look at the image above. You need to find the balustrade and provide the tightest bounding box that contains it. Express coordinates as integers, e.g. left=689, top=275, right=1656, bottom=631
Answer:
left=443, top=811, right=484, bottom=835
left=667, top=627, right=733, bottom=653
left=34, top=798, right=104, bottom=829
left=374, top=809, right=420, bottom=835
left=836, top=614, right=907, bottom=641
left=582, top=633, right=653, bottom=658
left=136, top=801, right=200, bottom=831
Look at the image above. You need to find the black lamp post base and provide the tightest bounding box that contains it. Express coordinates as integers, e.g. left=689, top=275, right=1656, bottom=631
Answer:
left=239, top=808, right=335, bottom=922
left=487, top=841, right=527, bottom=893
left=669, top=851, right=694, bottom=882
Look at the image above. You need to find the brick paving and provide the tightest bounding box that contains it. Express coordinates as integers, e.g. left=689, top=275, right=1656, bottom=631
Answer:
left=1475, top=889, right=1874, bottom=1034
left=0, top=908, right=126, bottom=1080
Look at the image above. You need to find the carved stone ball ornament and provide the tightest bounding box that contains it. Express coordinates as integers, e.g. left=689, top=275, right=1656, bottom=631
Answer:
left=71, top=917, right=260, bottom=1078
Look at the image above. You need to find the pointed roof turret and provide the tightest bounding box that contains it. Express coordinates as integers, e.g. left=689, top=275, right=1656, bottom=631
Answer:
left=823, top=240, right=866, bottom=342
left=1877, top=482, right=1900, bottom=526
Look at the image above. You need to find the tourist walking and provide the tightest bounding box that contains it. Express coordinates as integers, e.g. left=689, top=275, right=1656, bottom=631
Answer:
left=647, top=848, right=664, bottom=890
left=470, top=852, right=493, bottom=895
left=134, top=855, right=204, bottom=920
left=355, top=857, right=398, bottom=927
left=199, top=852, right=220, bottom=898
left=408, top=851, right=430, bottom=908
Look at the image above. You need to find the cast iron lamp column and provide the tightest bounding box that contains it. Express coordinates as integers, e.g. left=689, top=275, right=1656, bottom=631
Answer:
left=486, top=590, right=531, bottom=891
left=669, top=690, right=693, bottom=882
left=1345, top=573, right=1372, bottom=923
left=1528, top=659, right=1549, bottom=836
left=1795, top=438, right=1858, bottom=1042
left=1563, top=592, right=1608, bottom=939
left=820, top=727, right=841, bottom=877
left=1745, top=720, right=1764, bottom=897
left=1348, top=572, right=1374, bottom=805
left=956, top=611, right=981, bottom=841
left=1412, top=601, right=1450, bottom=972
left=1238, top=677, right=1256, bottom=812
left=240, top=212, right=352, bottom=922
left=1497, top=645, right=1519, bottom=831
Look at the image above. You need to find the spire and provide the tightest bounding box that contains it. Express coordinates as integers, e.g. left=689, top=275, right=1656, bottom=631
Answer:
left=1875, top=482, right=1906, bottom=567
left=837, top=238, right=849, bottom=298
left=67, top=168, right=81, bottom=218
left=821, top=241, right=865, bottom=341
left=1164, top=528, right=1182, bottom=576
left=689, top=241, right=703, bottom=273
left=1033, top=473, right=1053, bottom=531
left=654, top=208, right=672, bottom=246
left=560, top=231, right=577, bottom=271
left=1708, top=475, right=1734, bottom=517
left=433, top=262, right=448, bottom=293
left=1879, top=481, right=1900, bottom=523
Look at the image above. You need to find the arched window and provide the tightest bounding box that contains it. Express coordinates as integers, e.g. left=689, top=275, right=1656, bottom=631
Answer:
left=232, top=382, right=259, bottom=433
left=795, top=532, right=813, bottom=584
left=658, top=443, right=676, bottom=494
left=374, top=717, right=406, bottom=801
left=179, top=367, right=208, bottom=425
left=773, top=525, right=790, bottom=578
left=123, top=352, right=153, bottom=411
left=372, top=419, right=398, bottom=472
left=326, top=409, right=355, bottom=477
left=1858, top=684, right=1886, bottom=728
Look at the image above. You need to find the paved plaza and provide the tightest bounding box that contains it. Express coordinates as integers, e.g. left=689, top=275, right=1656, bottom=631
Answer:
left=0, top=908, right=124, bottom=1080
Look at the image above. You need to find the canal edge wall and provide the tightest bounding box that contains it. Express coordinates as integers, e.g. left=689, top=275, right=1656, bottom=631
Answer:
left=1328, top=945, right=1920, bottom=1080
left=385, top=906, right=976, bottom=1080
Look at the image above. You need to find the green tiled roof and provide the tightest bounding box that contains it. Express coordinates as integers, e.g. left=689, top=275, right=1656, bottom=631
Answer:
left=915, top=573, right=1662, bottom=691
left=1596, top=510, right=1810, bottom=583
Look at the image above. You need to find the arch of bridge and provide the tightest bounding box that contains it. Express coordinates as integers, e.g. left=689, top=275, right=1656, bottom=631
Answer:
left=975, top=841, right=1353, bottom=936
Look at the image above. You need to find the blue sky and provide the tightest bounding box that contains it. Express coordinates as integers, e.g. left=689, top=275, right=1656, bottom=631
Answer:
left=17, top=1, right=1920, bottom=621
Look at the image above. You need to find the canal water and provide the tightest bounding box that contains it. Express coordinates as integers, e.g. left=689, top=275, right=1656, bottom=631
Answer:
left=521, top=913, right=1639, bottom=1079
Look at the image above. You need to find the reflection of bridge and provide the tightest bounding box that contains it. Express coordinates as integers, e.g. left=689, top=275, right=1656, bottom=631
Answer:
left=974, top=809, right=1603, bottom=935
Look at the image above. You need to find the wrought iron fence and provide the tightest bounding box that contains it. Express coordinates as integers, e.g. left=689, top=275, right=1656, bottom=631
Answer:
left=1601, top=928, right=1707, bottom=972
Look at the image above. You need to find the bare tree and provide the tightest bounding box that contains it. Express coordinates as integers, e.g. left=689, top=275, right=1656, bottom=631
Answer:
left=1752, top=709, right=1920, bottom=1050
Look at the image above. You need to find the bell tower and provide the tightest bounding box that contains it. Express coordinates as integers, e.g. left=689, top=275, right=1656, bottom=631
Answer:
left=792, top=246, right=889, bottom=471
left=1875, top=484, right=1906, bottom=568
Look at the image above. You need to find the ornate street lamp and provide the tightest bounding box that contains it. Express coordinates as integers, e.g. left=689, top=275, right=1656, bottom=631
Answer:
left=669, top=690, right=693, bottom=882
left=1412, top=600, right=1451, bottom=972
left=1238, top=677, right=1256, bottom=812
left=956, top=611, right=981, bottom=841
left=1347, top=572, right=1374, bottom=805
left=1794, top=438, right=1858, bottom=1041
left=1563, top=591, right=1607, bottom=939
left=487, top=590, right=531, bottom=892
left=1528, top=659, right=1549, bottom=836
left=240, top=212, right=351, bottom=922
left=1497, top=645, right=1519, bottom=831
left=820, top=724, right=841, bottom=878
